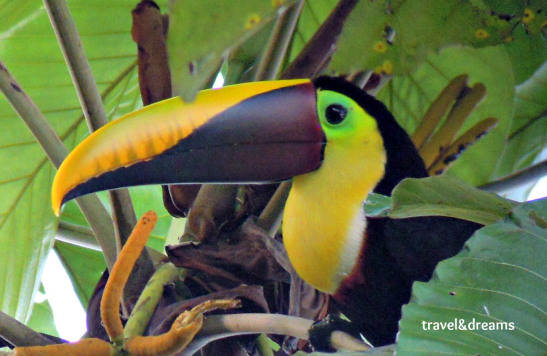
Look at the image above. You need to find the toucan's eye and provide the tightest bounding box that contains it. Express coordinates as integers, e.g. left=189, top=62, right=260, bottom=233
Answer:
left=325, top=104, right=347, bottom=125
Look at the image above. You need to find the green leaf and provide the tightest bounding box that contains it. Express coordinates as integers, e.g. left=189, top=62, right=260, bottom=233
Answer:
left=390, top=176, right=516, bottom=225
left=330, top=0, right=518, bottom=75
left=397, top=199, right=547, bottom=355
left=364, top=193, right=391, bottom=218
left=168, top=0, right=295, bottom=100
left=378, top=46, right=515, bottom=186
left=0, top=0, right=165, bottom=323
left=129, top=186, right=172, bottom=252
left=504, top=26, right=547, bottom=84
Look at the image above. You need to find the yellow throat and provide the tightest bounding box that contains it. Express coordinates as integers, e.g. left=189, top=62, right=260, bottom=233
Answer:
left=282, top=101, right=386, bottom=294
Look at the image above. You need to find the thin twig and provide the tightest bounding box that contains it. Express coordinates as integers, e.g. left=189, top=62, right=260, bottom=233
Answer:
left=56, top=221, right=100, bottom=251
left=182, top=313, right=369, bottom=355
left=480, top=159, right=547, bottom=193
left=0, top=310, right=54, bottom=347
left=0, top=59, right=117, bottom=271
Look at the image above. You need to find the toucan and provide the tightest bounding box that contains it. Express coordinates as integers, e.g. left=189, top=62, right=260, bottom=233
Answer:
left=52, top=76, right=480, bottom=346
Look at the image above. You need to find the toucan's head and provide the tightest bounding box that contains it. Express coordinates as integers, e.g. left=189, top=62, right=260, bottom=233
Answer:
left=52, top=77, right=426, bottom=215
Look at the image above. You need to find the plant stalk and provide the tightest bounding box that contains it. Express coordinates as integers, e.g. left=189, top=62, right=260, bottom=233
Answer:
left=182, top=313, right=369, bottom=355
left=480, top=159, right=547, bottom=193
left=124, top=262, right=181, bottom=339
left=56, top=221, right=101, bottom=251
left=0, top=310, right=53, bottom=347
left=43, top=0, right=140, bottom=250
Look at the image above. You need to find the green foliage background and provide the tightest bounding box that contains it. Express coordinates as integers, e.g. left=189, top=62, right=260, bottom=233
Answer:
left=0, top=0, right=545, bottom=352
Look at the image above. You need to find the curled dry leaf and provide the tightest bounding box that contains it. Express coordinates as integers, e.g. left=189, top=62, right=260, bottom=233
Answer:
left=167, top=218, right=290, bottom=284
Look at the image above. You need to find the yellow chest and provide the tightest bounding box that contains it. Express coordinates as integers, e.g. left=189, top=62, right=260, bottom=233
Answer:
left=283, top=184, right=365, bottom=293
left=282, top=142, right=385, bottom=293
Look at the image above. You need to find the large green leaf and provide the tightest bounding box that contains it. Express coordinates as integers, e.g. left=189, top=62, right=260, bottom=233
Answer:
left=0, top=0, right=166, bottom=323
left=168, top=0, right=296, bottom=100
left=397, top=199, right=547, bottom=354
left=377, top=46, right=515, bottom=186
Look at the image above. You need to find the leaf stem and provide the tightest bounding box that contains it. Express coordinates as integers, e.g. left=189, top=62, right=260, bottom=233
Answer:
left=43, top=0, right=140, bottom=256
left=124, top=262, right=181, bottom=339
left=56, top=221, right=100, bottom=251
left=44, top=1, right=156, bottom=313
left=255, top=334, right=274, bottom=356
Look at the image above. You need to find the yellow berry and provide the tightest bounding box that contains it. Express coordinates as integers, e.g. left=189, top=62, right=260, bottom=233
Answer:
left=475, top=29, right=489, bottom=39
left=382, top=60, right=393, bottom=75
left=245, top=14, right=262, bottom=29
left=523, top=8, right=534, bottom=25
left=373, top=41, right=388, bottom=53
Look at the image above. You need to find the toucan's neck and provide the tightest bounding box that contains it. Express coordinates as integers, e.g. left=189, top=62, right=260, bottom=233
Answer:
left=282, top=140, right=386, bottom=294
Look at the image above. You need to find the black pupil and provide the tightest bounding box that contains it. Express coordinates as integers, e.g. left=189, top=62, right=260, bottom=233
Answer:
left=325, top=104, right=347, bottom=125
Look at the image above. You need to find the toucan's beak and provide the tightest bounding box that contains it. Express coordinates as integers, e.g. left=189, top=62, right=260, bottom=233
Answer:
left=52, top=79, right=324, bottom=215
